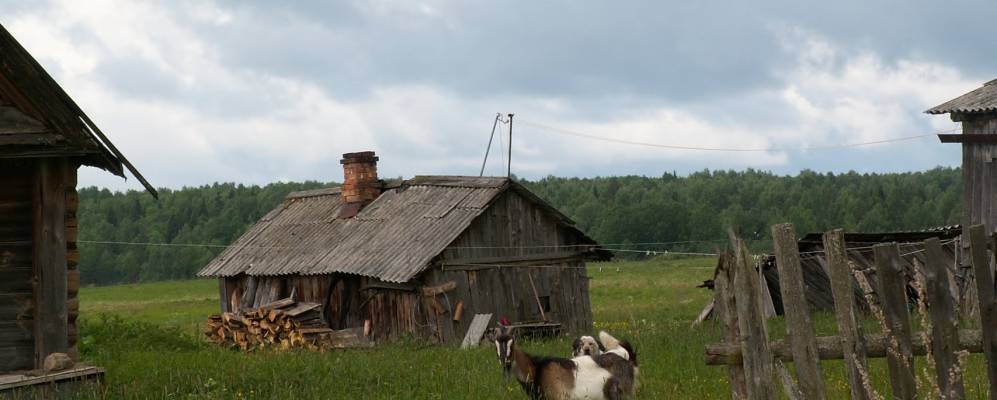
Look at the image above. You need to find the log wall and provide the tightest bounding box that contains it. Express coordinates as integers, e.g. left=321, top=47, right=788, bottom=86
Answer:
left=0, top=160, right=34, bottom=371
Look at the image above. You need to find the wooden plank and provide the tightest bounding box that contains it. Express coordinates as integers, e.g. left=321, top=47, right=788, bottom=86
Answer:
left=924, top=237, right=966, bottom=399
left=823, top=229, right=871, bottom=400
left=239, top=276, right=258, bottom=312
left=33, top=158, right=68, bottom=368
left=420, top=281, right=457, bottom=297
left=713, top=253, right=747, bottom=398
left=969, top=224, right=997, bottom=400
left=873, top=243, right=916, bottom=400
left=771, top=223, right=826, bottom=400
left=461, top=313, right=492, bottom=349
left=732, top=238, right=776, bottom=399
left=0, top=365, right=104, bottom=391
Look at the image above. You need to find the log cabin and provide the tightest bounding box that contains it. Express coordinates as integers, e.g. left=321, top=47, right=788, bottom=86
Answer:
left=198, top=151, right=609, bottom=344
left=0, top=23, right=156, bottom=378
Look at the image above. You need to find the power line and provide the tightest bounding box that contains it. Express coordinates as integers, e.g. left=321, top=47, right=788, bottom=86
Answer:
left=518, top=119, right=960, bottom=152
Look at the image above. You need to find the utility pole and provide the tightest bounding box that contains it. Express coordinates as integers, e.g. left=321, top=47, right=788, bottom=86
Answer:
left=479, top=113, right=501, bottom=177
left=507, top=113, right=514, bottom=178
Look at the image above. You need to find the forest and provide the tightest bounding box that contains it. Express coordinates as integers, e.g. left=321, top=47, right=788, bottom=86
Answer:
left=77, top=167, right=962, bottom=285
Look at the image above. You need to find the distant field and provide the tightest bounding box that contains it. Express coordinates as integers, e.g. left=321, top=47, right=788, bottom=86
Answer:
left=10, top=257, right=993, bottom=399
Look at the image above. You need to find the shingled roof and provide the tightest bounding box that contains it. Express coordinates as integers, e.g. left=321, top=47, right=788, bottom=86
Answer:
left=926, top=79, right=997, bottom=115
left=197, top=176, right=603, bottom=283
left=0, top=23, right=156, bottom=197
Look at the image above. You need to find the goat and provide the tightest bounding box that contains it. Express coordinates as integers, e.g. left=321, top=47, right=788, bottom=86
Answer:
left=571, top=335, right=602, bottom=357
left=492, top=328, right=637, bottom=400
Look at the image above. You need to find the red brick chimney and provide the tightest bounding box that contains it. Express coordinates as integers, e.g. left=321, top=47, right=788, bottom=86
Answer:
left=338, top=151, right=380, bottom=218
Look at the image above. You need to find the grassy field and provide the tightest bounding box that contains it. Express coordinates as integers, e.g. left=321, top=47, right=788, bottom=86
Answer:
left=10, top=257, right=993, bottom=399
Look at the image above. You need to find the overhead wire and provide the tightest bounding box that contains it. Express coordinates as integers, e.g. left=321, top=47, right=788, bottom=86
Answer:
left=517, top=119, right=960, bottom=152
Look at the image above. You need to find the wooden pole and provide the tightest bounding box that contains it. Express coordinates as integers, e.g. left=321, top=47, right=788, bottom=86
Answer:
left=732, top=236, right=777, bottom=399
left=822, top=229, right=871, bottom=400
left=527, top=272, right=547, bottom=322
left=968, top=224, right=997, bottom=399
left=873, top=243, right=916, bottom=400
left=32, top=158, right=69, bottom=368
left=771, top=223, right=826, bottom=400
left=924, top=237, right=966, bottom=399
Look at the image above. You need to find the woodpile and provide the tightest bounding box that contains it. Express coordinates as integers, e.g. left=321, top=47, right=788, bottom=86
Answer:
left=204, top=297, right=333, bottom=351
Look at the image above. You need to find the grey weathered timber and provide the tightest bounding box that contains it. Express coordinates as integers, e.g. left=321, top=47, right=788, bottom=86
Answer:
left=822, top=229, right=871, bottom=400
left=923, top=237, right=966, bottom=399
left=873, top=243, right=916, bottom=400
left=713, top=253, right=747, bottom=399
left=732, top=238, right=776, bottom=399
left=33, top=158, right=68, bottom=368
left=461, top=313, right=492, bottom=349
left=239, top=276, right=258, bottom=312
left=705, top=329, right=987, bottom=365
left=969, top=224, right=997, bottom=400
left=771, top=223, right=826, bottom=400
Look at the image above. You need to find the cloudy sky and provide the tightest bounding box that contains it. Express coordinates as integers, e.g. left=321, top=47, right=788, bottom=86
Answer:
left=2, top=1, right=995, bottom=191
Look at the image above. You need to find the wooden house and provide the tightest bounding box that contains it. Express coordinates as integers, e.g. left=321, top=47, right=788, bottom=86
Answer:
left=0, top=23, right=155, bottom=379
left=198, top=151, right=609, bottom=343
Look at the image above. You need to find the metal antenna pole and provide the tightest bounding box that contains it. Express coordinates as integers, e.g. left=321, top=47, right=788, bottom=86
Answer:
left=507, top=113, right=514, bottom=178
left=479, top=113, right=501, bottom=176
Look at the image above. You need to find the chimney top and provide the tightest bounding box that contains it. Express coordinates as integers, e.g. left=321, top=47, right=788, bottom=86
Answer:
left=341, top=151, right=379, bottom=164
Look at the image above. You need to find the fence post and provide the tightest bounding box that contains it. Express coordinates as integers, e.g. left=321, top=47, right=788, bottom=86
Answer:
left=732, top=236, right=777, bottom=399
left=771, top=223, right=826, bottom=400
left=823, top=229, right=872, bottom=400
left=968, top=225, right=997, bottom=399
left=923, top=237, right=966, bottom=399
left=873, top=243, right=916, bottom=400
left=714, top=252, right=748, bottom=399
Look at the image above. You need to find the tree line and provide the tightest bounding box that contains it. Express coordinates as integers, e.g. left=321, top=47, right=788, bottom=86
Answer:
left=78, top=167, right=961, bottom=285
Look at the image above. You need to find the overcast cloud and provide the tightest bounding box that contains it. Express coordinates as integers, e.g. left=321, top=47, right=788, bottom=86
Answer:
left=2, top=0, right=994, bottom=191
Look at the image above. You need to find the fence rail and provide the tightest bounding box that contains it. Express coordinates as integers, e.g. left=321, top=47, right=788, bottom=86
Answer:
left=705, top=223, right=996, bottom=399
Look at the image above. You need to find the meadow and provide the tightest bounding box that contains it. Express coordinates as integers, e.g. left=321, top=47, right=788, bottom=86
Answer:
left=10, top=257, right=993, bottom=399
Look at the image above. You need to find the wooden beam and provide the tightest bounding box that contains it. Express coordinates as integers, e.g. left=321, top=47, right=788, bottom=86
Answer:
left=938, top=134, right=997, bottom=143
left=731, top=237, right=776, bottom=399
left=32, top=158, right=69, bottom=368
left=969, top=224, right=997, bottom=400
left=705, top=329, right=985, bottom=365
left=873, top=243, right=916, bottom=400
left=924, top=237, right=966, bottom=399
left=421, top=281, right=457, bottom=297
left=771, top=223, right=825, bottom=400
left=712, top=253, right=748, bottom=398
left=823, top=229, right=871, bottom=400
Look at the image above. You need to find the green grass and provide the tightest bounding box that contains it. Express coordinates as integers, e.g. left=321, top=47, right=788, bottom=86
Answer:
left=10, top=257, right=993, bottom=399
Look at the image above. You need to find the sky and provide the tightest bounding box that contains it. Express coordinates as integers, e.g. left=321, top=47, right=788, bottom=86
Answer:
left=2, top=0, right=995, bottom=192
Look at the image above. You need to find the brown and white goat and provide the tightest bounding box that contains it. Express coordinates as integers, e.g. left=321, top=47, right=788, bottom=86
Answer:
left=493, top=329, right=637, bottom=400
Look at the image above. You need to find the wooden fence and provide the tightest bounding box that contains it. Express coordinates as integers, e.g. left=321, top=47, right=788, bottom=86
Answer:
left=705, top=223, right=997, bottom=399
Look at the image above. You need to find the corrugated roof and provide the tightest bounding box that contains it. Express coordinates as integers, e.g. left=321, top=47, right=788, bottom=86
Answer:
left=926, top=79, right=997, bottom=115
left=198, top=176, right=600, bottom=282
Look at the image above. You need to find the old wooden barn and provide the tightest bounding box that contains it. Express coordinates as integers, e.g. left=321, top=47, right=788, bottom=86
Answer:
left=0, top=23, right=155, bottom=387
left=198, top=151, right=609, bottom=344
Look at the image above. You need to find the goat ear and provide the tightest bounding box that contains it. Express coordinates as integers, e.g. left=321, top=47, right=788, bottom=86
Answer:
left=571, top=338, right=581, bottom=351
left=485, top=327, right=498, bottom=343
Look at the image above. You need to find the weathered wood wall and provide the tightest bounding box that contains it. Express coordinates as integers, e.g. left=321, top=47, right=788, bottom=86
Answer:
left=958, top=112, right=997, bottom=258
left=0, top=160, right=35, bottom=371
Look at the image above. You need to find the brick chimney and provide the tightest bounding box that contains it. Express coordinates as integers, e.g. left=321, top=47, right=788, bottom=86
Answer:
left=338, top=151, right=381, bottom=218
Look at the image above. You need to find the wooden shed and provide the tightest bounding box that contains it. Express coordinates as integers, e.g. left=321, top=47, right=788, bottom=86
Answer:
left=198, top=151, right=609, bottom=344
left=0, top=23, right=155, bottom=381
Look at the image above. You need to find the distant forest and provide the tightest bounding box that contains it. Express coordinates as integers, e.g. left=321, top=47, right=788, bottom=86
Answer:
left=78, top=168, right=962, bottom=285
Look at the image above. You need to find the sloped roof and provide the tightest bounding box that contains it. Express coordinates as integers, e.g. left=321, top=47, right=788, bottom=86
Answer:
left=198, top=176, right=603, bottom=282
left=0, top=23, right=156, bottom=197
left=926, top=79, right=997, bottom=115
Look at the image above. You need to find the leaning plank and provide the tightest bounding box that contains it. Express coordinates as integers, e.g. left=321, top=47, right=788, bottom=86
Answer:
left=873, top=243, right=916, bottom=400
left=0, top=365, right=104, bottom=391
left=969, top=225, right=997, bottom=400
left=461, top=313, right=493, bottom=349
left=823, top=229, right=871, bottom=400
left=924, top=237, right=966, bottom=399
left=771, top=223, right=826, bottom=400
left=732, top=238, right=776, bottom=399
left=713, top=253, right=748, bottom=399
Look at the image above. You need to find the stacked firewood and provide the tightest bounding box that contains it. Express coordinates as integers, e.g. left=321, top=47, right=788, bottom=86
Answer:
left=205, top=297, right=333, bottom=351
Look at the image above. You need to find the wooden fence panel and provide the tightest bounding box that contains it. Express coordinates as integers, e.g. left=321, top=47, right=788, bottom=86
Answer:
left=771, top=223, right=826, bottom=400
left=924, top=237, right=966, bottom=399
left=873, top=243, right=916, bottom=400
left=823, top=229, right=871, bottom=400
left=968, top=224, right=997, bottom=399
left=732, top=238, right=777, bottom=399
